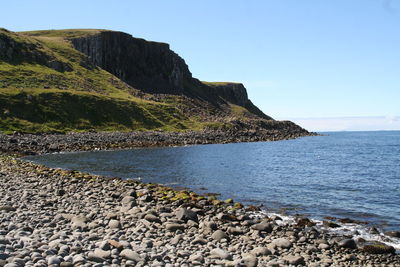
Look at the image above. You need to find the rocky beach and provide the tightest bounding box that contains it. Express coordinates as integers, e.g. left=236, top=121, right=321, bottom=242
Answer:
left=0, top=127, right=312, bottom=156
left=1, top=133, right=400, bottom=267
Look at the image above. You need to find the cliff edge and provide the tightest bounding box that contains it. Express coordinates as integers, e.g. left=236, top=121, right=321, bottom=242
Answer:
left=0, top=28, right=308, bottom=136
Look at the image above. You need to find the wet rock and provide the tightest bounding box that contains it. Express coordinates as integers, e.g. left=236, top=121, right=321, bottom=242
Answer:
left=0, top=254, right=9, bottom=261
left=385, top=231, right=400, bottom=238
left=323, top=220, right=341, bottom=228
left=361, top=242, right=396, bottom=254
left=251, top=221, right=272, bottom=232
left=338, top=239, right=357, bottom=249
left=296, top=217, right=316, bottom=228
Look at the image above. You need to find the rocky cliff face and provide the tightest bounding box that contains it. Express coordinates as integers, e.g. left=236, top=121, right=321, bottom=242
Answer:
left=204, top=82, right=271, bottom=119
left=70, top=31, right=270, bottom=118
left=206, top=83, right=248, bottom=106
left=71, top=31, right=192, bottom=94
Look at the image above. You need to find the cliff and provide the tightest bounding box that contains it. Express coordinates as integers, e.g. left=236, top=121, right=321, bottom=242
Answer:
left=0, top=28, right=308, bottom=135
left=71, top=31, right=192, bottom=95
left=69, top=30, right=267, bottom=118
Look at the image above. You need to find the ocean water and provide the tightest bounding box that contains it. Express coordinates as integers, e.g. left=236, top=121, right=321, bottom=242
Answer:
left=26, top=131, right=400, bottom=243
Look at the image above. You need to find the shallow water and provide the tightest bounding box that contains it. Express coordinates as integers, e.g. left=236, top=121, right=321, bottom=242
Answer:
left=27, top=131, right=400, bottom=233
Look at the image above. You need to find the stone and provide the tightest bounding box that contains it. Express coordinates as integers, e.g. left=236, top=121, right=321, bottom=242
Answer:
left=108, top=219, right=121, bottom=229
left=344, top=254, right=357, bottom=261
left=88, top=251, right=106, bottom=263
left=251, top=221, right=272, bottom=232
left=0, top=206, right=16, bottom=212
left=318, top=243, right=330, bottom=250
left=242, top=255, right=258, bottom=267
left=121, top=196, right=136, bottom=206
left=120, top=249, right=142, bottom=262
left=211, top=230, right=229, bottom=241
left=144, top=214, right=161, bottom=223
left=108, top=240, right=123, bottom=249
left=227, top=226, right=244, bottom=235
left=47, top=255, right=61, bottom=265
left=385, top=231, right=400, bottom=238
left=192, top=237, right=207, bottom=245
left=176, top=208, right=198, bottom=223
left=283, top=255, right=305, bottom=265
left=361, top=243, right=396, bottom=254
left=296, top=218, right=316, bottom=227
left=271, top=238, right=292, bottom=249
left=188, top=253, right=204, bottom=263
left=205, top=221, right=218, bottom=230
left=210, top=248, right=232, bottom=260
left=338, top=239, right=357, bottom=249
left=165, top=223, right=185, bottom=231
left=251, top=247, right=271, bottom=256
left=266, top=260, right=281, bottom=267
left=71, top=216, right=88, bottom=231
left=93, top=248, right=111, bottom=259
left=0, top=254, right=9, bottom=261
left=72, top=254, right=85, bottom=265
left=322, top=220, right=341, bottom=228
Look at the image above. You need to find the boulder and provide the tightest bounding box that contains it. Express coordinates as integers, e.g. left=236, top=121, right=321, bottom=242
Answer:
left=120, top=249, right=142, bottom=262
left=176, top=208, right=198, bottom=223
left=338, top=239, right=357, bottom=249
left=211, top=230, right=229, bottom=241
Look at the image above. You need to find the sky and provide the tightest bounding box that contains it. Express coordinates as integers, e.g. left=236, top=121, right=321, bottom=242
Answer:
left=1, top=0, right=399, bottom=131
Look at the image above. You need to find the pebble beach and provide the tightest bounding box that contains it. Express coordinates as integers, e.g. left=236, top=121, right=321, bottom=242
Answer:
left=1, top=151, right=400, bottom=267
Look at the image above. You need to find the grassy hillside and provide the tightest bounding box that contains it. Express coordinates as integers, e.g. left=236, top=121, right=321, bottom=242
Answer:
left=0, top=28, right=267, bottom=134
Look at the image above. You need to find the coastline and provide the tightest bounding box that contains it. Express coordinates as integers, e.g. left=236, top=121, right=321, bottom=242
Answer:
left=0, top=129, right=315, bottom=156
left=1, top=132, right=400, bottom=266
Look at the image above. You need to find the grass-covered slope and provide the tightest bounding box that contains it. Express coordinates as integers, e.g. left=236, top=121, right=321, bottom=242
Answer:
left=0, top=28, right=277, bottom=134
left=0, top=29, right=192, bottom=133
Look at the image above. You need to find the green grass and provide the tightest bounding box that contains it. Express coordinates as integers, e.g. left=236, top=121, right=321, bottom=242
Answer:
left=0, top=29, right=266, bottom=134
left=20, top=29, right=106, bottom=38
left=201, top=81, right=241, bottom=86
left=0, top=88, right=196, bottom=133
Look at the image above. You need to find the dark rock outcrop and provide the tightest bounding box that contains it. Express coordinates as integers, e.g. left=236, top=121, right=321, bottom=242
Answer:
left=71, top=31, right=192, bottom=95
left=70, top=31, right=270, bottom=118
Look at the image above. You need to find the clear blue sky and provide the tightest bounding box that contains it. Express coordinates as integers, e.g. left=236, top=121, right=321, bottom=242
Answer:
left=2, top=0, right=400, bottom=130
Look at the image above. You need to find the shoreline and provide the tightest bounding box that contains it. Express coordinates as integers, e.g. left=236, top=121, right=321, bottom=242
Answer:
left=1, top=131, right=400, bottom=266
left=0, top=129, right=316, bottom=156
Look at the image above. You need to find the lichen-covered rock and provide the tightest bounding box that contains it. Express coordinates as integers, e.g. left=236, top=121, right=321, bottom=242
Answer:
left=361, top=243, right=396, bottom=254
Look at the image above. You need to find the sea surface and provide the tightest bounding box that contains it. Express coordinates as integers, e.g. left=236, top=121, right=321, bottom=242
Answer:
left=26, top=131, right=400, bottom=244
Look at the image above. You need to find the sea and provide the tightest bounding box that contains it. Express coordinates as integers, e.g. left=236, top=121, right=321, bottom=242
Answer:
left=26, top=131, right=400, bottom=249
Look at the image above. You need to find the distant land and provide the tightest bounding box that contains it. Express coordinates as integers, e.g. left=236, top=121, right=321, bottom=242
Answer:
left=287, top=116, right=400, bottom=132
